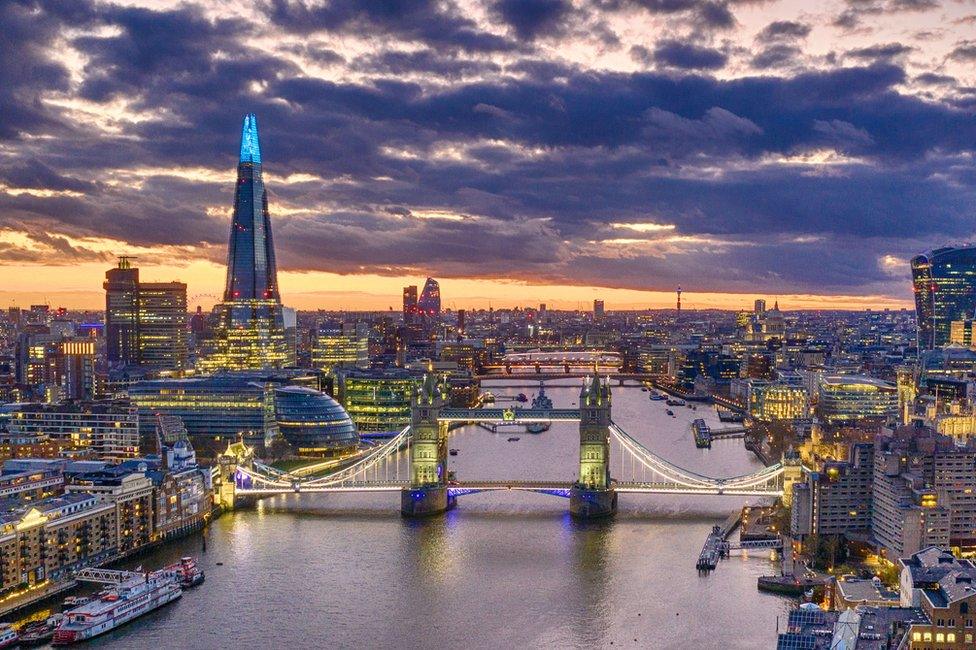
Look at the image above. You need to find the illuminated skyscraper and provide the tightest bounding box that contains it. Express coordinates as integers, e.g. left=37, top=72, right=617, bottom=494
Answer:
left=198, top=114, right=287, bottom=372
left=402, top=285, right=418, bottom=323
left=417, top=278, right=441, bottom=317
left=104, top=258, right=187, bottom=371
left=104, top=257, right=140, bottom=366
left=912, top=246, right=976, bottom=350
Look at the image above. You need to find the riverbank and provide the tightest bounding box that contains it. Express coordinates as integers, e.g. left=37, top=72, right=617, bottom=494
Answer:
left=0, top=507, right=221, bottom=620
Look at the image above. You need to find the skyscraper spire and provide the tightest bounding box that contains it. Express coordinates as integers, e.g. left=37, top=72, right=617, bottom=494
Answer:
left=239, top=113, right=261, bottom=164
left=224, top=113, right=279, bottom=303
left=198, top=114, right=288, bottom=372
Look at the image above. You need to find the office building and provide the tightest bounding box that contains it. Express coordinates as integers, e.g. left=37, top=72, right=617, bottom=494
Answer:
left=749, top=382, right=809, bottom=421
left=274, top=386, right=359, bottom=456
left=311, top=322, right=369, bottom=372
left=402, top=285, right=418, bottom=323
left=128, top=375, right=278, bottom=451
left=817, top=375, right=898, bottom=424
left=417, top=277, right=441, bottom=317
left=104, top=258, right=188, bottom=372
left=198, top=114, right=287, bottom=372
left=104, top=257, right=140, bottom=366
left=593, top=299, right=605, bottom=319
left=334, top=368, right=420, bottom=433
left=912, top=246, right=976, bottom=350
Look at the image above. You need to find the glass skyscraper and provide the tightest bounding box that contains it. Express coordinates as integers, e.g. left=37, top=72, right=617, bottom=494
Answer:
left=198, top=114, right=287, bottom=371
left=418, top=277, right=441, bottom=316
left=912, top=246, right=976, bottom=350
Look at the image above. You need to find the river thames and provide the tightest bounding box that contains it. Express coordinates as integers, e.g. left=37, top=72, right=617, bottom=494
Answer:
left=75, top=380, right=792, bottom=648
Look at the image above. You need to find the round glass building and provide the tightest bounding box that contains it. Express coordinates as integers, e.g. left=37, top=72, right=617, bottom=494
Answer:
left=274, top=386, right=359, bottom=456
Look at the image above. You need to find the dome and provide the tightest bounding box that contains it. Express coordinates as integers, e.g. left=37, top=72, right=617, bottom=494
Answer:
left=274, top=386, right=359, bottom=456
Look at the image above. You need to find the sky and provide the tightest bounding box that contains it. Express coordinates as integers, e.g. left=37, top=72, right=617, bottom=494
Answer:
left=1, top=0, right=974, bottom=312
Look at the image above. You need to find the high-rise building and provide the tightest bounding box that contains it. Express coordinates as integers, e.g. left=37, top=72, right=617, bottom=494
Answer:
left=417, top=277, right=441, bottom=317
left=402, top=285, right=418, bottom=323
left=754, top=298, right=766, bottom=315
left=198, top=114, right=287, bottom=372
left=138, top=282, right=187, bottom=371
left=311, top=322, right=369, bottom=372
left=104, top=258, right=188, bottom=372
left=104, top=257, right=140, bottom=366
left=593, top=299, right=605, bottom=319
left=912, top=246, right=976, bottom=350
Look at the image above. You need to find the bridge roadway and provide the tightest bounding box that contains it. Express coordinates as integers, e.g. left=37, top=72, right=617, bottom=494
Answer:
left=438, top=408, right=582, bottom=422
left=235, top=479, right=783, bottom=498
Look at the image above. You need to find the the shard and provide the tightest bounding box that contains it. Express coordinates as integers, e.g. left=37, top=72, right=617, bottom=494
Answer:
left=225, top=113, right=279, bottom=302
left=198, top=114, right=288, bottom=372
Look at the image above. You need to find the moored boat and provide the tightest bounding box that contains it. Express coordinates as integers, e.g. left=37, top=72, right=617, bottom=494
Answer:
left=163, top=557, right=205, bottom=589
left=52, top=569, right=183, bottom=645
left=0, top=623, right=18, bottom=649
left=19, top=614, right=64, bottom=646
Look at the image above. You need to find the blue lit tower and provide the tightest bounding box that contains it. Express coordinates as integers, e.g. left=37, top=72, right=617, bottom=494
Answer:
left=225, top=114, right=279, bottom=303
left=198, top=114, right=287, bottom=371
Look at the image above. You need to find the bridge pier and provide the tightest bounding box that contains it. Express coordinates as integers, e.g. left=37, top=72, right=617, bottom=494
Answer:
left=569, top=487, right=617, bottom=518
left=400, top=486, right=456, bottom=517
left=572, top=376, right=617, bottom=519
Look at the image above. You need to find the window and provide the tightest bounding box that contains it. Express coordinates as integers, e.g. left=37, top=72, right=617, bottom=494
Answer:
left=913, top=632, right=922, bottom=641
left=947, top=633, right=956, bottom=642
left=924, top=632, right=932, bottom=641
left=936, top=632, right=944, bottom=642
left=965, top=633, right=972, bottom=643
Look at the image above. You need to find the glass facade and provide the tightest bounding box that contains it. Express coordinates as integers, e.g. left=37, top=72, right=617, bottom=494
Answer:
left=417, top=277, right=441, bottom=316
left=274, top=387, right=358, bottom=456
left=334, top=369, right=420, bottom=433
left=311, top=323, right=369, bottom=372
left=912, top=246, right=976, bottom=350
left=199, top=114, right=286, bottom=371
left=128, top=375, right=278, bottom=448
left=817, top=376, right=898, bottom=424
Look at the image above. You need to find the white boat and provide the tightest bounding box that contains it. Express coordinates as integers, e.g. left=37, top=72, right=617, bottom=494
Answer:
left=0, top=623, right=18, bottom=649
left=52, top=570, right=182, bottom=645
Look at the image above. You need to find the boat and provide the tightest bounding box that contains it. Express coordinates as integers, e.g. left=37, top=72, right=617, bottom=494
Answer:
left=648, top=391, right=666, bottom=401
left=526, top=383, right=552, bottom=434
left=515, top=393, right=528, bottom=403
left=666, top=398, right=687, bottom=407
left=507, top=437, right=520, bottom=442
left=163, top=556, right=205, bottom=589
left=0, top=624, right=18, bottom=649
left=62, top=596, right=90, bottom=608
left=449, top=448, right=459, bottom=456
left=641, top=387, right=648, bottom=392
left=52, top=569, right=183, bottom=645
left=666, top=409, right=674, bottom=416
left=19, top=614, right=64, bottom=646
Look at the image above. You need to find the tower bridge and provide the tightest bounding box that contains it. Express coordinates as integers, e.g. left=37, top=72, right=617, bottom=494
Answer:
left=222, top=375, right=804, bottom=519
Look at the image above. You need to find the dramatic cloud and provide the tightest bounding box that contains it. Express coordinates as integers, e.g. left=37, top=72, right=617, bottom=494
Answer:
left=0, top=0, right=974, bottom=304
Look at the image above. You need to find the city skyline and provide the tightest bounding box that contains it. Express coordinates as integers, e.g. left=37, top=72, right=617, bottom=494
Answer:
left=2, top=1, right=975, bottom=312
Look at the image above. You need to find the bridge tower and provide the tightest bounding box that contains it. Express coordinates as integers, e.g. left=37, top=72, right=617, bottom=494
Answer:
left=570, top=375, right=617, bottom=518
left=779, top=447, right=804, bottom=507
left=401, top=373, right=456, bottom=517
left=217, top=439, right=254, bottom=509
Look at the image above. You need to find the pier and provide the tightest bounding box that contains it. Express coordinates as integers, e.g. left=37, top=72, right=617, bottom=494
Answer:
left=692, top=418, right=747, bottom=448
left=696, top=525, right=730, bottom=571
